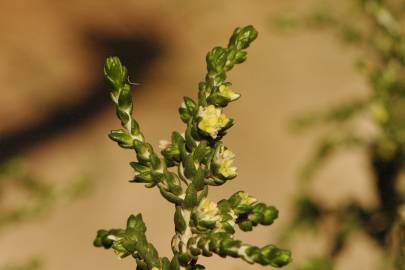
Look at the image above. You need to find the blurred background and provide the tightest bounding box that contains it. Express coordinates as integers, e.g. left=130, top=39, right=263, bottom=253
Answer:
left=0, top=0, right=399, bottom=270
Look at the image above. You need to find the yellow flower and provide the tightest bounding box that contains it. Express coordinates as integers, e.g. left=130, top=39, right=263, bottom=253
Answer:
left=238, top=191, right=257, bottom=206
left=214, top=146, right=237, bottom=178
left=198, top=105, right=230, bottom=139
left=196, top=198, right=221, bottom=223
left=218, top=85, right=240, bottom=101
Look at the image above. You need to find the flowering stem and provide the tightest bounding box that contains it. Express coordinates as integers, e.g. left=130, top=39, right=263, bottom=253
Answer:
left=94, top=25, right=292, bottom=270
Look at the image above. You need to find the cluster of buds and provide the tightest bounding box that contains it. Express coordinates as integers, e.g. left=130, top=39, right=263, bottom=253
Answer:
left=94, top=25, right=292, bottom=270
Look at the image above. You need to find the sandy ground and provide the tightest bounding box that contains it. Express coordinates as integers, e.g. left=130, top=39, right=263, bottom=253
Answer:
left=0, top=0, right=382, bottom=269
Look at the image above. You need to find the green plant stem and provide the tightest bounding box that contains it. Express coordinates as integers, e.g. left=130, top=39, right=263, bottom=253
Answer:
left=94, top=25, right=292, bottom=270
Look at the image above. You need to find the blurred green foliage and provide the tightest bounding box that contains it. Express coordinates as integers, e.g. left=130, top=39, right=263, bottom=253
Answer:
left=295, top=257, right=334, bottom=270
left=0, top=258, right=42, bottom=270
left=274, top=0, right=405, bottom=269
left=0, top=158, right=91, bottom=268
left=0, top=158, right=91, bottom=229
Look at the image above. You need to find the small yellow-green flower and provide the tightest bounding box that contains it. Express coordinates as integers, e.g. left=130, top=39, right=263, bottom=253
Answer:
left=238, top=191, right=257, bottom=206
left=195, top=198, right=221, bottom=223
left=214, top=145, right=237, bottom=178
left=198, top=105, right=230, bottom=139
left=218, top=85, right=240, bottom=101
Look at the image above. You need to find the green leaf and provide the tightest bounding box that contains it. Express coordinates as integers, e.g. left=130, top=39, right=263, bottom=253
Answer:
left=192, top=140, right=208, bottom=162
left=174, top=207, right=187, bottom=233
left=130, top=162, right=151, bottom=173
left=192, top=168, right=205, bottom=191
left=197, top=185, right=209, bottom=203
left=207, top=93, right=230, bottom=107
left=206, top=47, right=228, bottom=73
left=109, top=129, right=133, bottom=148
left=159, top=187, right=184, bottom=205
left=118, top=85, right=133, bottom=110
left=170, top=254, right=181, bottom=270
left=183, top=154, right=197, bottom=179
left=183, top=184, right=198, bottom=209
left=185, top=125, right=197, bottom=150
left=132, top=172, right=153, bottom=183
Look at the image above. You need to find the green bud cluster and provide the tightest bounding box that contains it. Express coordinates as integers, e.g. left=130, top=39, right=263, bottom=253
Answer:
left=94, top=25, right=291, bottom=269
left=225, top=191, right=279, bottom=231
left=94, top=214, right=162, bottom=269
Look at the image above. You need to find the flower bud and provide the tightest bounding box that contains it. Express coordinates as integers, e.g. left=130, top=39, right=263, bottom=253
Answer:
left=261, top=245, right=292, bottom=267
left=104, top=56, right=128, bottom=89
left=93, top=230, right=112, bottom=248
left=228, top=25, right=258, bottom=50
left=262, top=207, right=278, bottom=225
left=239, top=220, right=253, bottom=231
